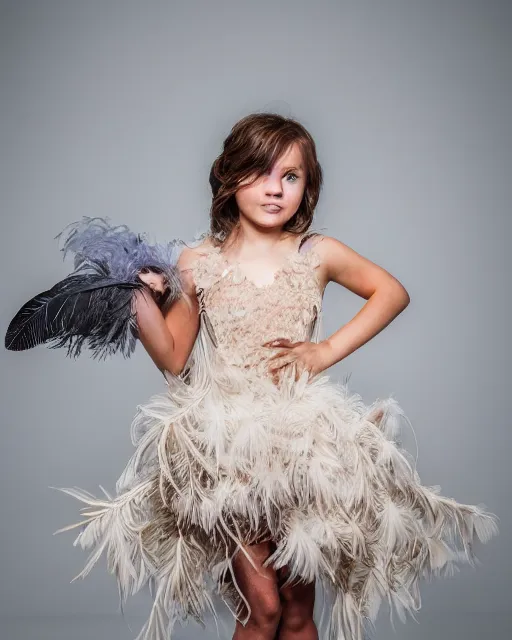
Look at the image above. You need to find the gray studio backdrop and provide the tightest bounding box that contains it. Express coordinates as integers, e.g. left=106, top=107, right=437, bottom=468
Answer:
left=1, top=1, right=510, bottom=639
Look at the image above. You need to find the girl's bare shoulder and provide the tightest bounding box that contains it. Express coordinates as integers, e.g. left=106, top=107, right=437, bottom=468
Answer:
left=177, top=236, right=216, bottom=270
left=176, top=237, right=217, bottom=295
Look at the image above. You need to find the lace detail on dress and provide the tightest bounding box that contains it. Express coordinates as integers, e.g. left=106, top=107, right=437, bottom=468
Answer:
left=190, top=239, right=323, bottom=382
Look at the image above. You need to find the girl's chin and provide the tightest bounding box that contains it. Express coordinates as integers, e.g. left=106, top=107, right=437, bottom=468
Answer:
left=257, top=218, right=287, bottom=229
left=256, top=212, right=290, bottom=225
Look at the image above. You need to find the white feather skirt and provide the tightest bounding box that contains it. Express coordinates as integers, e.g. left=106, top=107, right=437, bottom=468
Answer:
left=52, top=318, right=499, bottom=640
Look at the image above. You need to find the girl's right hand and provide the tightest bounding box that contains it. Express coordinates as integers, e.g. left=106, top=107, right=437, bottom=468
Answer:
left=138, top=268, right=168, bottom=296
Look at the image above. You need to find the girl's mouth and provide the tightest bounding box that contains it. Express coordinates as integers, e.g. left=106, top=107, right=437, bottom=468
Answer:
left=261, top=204, right=283, bottom=213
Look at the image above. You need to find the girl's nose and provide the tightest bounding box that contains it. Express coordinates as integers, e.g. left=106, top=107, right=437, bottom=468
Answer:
left=265, top=177, right=283, bottom=196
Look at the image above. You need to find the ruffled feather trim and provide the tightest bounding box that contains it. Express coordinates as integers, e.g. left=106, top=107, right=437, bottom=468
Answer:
left=51, top=317, right=499, bottom=640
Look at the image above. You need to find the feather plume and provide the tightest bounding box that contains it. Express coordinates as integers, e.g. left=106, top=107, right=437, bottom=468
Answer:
left=5, top=216, right=185, bottom=358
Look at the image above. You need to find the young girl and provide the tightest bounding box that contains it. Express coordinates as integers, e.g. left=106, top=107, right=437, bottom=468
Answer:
left=5, top=113, right=499, bottom=640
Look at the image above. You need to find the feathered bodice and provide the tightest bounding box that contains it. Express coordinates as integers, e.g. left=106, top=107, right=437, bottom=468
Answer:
left=190, top=240, right=323, bottom=382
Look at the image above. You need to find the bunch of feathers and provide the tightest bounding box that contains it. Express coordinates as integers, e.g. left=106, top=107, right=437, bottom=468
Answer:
left=4, top=217, right=185, bottom=359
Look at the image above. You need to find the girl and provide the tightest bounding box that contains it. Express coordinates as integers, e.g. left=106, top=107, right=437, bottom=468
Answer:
left=5, top=113, right=499, bottom=640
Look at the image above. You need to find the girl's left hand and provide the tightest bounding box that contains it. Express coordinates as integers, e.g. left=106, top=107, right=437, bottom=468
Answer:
left=262, top=338, right=336, bottom=383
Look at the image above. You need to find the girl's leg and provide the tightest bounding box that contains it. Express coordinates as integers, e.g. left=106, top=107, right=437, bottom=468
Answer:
left=231, top=540, right=282, bottom=640
left=275, top=567, right=318, bottom=640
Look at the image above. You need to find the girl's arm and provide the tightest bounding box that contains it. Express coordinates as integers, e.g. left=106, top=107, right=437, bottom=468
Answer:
left=134, top=247, right=200, bottom=376
left=317, top=235, right=410, bottom=367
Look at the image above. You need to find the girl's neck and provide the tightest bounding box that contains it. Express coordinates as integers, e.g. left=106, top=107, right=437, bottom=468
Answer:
left=223, top=220, right=297, bottom=251
left=221, top=222, right=299, bottom=261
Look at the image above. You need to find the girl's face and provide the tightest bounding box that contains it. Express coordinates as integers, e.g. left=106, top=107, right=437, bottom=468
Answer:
left=234, top=142, right=306, bottom=230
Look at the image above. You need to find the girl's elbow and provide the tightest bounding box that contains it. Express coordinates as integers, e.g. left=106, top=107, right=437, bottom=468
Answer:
left=397, top=285, right=410, bottom=310
left=164, top=351, right=191, bottom=377
left=384, top=281, right=410, bottom=311
left=168, top=362, right=185, bottom=377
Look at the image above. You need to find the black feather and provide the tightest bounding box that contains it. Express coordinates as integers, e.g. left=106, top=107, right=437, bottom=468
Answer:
left=4, top=216, right=185, bottom=360
left=5, top=274, right=145, bottom=359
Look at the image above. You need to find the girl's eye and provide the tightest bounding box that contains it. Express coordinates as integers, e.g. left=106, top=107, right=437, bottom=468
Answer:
left=286, top=172, right=299, bottom=182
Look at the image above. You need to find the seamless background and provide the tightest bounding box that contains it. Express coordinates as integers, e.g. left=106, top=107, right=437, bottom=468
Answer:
left=1, top=1, right=510, bottom=639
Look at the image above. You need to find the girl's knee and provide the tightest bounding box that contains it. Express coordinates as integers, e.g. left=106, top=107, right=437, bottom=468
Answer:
left=231, top=541, right=282, bottom=634
left=257, top=592, right=282, bottom=624
left=247, top=592, right=282, bottom=629
left=280, top=605, right=314, bottom=633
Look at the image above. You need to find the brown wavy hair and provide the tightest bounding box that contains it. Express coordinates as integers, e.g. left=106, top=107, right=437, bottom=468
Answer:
left=208, top=113, right=323, bottom=244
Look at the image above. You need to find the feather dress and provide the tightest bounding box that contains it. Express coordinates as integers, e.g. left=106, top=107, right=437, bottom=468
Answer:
left=51, top=232, right=499, bottom=640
